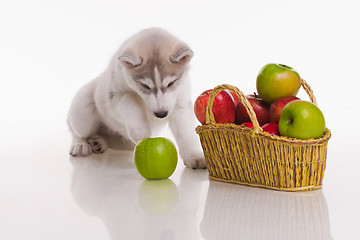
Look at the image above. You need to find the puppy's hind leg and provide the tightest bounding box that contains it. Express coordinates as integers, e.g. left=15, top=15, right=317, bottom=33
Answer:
left=69, top=133, right=109, bottom=157
left=69, top=134, right=93, bottom=157
left=87, top=135, right=109, bottom=154
left=68, top=81, right=105, bottom=156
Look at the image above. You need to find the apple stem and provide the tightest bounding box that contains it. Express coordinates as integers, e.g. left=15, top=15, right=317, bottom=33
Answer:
left=280, top=64, right=292, bottom=70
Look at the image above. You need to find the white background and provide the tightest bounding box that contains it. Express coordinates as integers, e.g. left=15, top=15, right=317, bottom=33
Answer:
left=1, top=0, right=359, bottom=239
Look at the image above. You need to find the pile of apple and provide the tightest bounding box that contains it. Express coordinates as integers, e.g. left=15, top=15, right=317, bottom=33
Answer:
left=194, top=63, right=326, bottom=140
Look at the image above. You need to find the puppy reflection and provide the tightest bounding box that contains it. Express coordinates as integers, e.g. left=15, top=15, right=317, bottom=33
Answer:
left=201, top=182, right=333, bottom=240
left=70, top=151, right=207, bottom=239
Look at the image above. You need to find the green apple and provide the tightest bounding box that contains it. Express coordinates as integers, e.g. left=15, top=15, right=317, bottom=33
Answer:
left=279, top=100, right=325, bottom=139
left=134, top=137, right=178, bottom=180
left=256, top=63, right=301, bottom=103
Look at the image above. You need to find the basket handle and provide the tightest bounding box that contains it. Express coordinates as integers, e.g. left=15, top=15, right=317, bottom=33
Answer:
left=205, top=78, right=317, bottom=133
left=205, top=84, right=262, bottom=133
left=300, top=78, right=317, bottom=105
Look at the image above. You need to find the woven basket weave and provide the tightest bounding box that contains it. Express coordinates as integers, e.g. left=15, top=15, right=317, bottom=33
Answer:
left=196, top=79, right=331, bottom=191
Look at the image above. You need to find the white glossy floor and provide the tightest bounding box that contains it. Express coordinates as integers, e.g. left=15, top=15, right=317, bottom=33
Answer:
left=1, top=0, right=360, bottom=239
left=1, top=121, right=359, bottom=240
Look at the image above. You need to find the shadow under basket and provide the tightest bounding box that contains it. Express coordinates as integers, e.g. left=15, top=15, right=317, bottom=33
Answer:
left=196, top=81, right=331, bottom=191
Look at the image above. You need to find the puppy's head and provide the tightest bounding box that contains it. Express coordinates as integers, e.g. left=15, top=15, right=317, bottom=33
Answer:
left=117, top=28, right=193, bottom=118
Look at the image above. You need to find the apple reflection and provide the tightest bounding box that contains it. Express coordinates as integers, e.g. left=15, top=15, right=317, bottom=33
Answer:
left=137, top=179, right=179, bottom=216
left=70, top=150, right=207, bottom=239
left=200, top=181, right=333, bottom=240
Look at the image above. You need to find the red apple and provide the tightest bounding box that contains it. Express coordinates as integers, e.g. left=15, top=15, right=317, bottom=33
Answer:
left=269, top=96, right=300, bottom=123
left=262, top=122, right=279, bottom=135
left=235, top=94, right=270, bottom=125
left=227, top=90, right=240, bottom=106
left=194, top=89, right=235, bottom=125
left=241, top=122, right=254, bottom=128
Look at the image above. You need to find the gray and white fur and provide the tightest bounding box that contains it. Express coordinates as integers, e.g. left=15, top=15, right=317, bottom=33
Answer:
left=67, top=28, right=206, bottom=169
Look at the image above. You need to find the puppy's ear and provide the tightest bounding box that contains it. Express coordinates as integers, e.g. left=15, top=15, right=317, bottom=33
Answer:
left=169, top=47, right=193, bottom=64
left=118, top=53, right=143, bottom=69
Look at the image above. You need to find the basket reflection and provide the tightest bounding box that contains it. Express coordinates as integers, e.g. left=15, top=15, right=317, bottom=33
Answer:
left=201, top=181, right=333, bottom=240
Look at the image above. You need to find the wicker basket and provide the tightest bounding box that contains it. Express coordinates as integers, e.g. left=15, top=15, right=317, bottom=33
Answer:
left=195, top=79, right=331, bottom=191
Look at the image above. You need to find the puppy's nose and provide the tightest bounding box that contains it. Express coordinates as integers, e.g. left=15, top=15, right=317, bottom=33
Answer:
left=154, top=111, right=168, bottom=118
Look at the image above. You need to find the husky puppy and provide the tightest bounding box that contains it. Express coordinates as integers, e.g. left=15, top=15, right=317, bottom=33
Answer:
left=67, top=28, right=206, bottom=169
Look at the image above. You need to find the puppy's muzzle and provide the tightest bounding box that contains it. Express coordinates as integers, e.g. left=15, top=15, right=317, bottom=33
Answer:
left=154, top=111, right=168, bottom=118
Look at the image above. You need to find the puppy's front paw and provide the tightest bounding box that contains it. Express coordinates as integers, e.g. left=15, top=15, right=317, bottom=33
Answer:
left=70, top=143, right=92, bottom=157
left=87, top=135, right=108, bottom=154
left=183, top=155, right=207, bottom=169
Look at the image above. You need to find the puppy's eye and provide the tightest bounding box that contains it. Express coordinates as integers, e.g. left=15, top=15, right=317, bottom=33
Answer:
left=141, top=83, right=151, bottom=90
left=167, top=79, right=177, bottom=88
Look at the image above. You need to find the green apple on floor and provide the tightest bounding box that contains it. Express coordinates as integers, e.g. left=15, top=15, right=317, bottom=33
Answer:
left=134, top=137, right=178, bottom=180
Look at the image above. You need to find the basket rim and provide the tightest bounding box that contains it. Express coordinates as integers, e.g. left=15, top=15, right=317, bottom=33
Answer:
left=196, top=123, right=331, bottom=145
